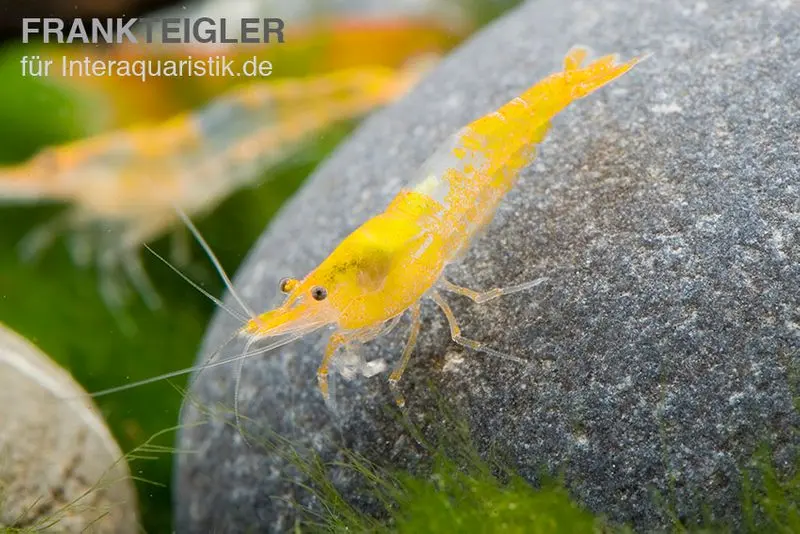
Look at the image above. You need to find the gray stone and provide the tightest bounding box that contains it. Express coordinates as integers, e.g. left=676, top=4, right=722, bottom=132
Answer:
left=176, top=0, right=800, bottom=531
left=0, top=323, right=139, bottom=532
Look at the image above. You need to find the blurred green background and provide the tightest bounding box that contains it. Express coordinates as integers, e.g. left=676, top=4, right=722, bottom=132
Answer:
left=0, top=1, right=520, bottom=531
left=0, top=65, right=334, bottom=528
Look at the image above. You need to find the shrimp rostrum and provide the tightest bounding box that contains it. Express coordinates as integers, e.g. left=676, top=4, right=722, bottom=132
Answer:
left=94, top=47, right=646, bottom=410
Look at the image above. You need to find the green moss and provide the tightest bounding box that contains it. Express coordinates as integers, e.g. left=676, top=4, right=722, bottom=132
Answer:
left=186, top=388, right=798, bottom=534
left=284, top=432, right=799, bottom=534
left=188, top=395, right=609, bottom=534
left=737, top=446, right=800, bottom=534
left=389, top=461, right=599, bottom=533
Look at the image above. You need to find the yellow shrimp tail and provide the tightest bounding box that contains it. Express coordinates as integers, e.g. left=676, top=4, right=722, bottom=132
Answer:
left=563, top=46, right=589, bottom=71
left=484, top=47, right=647, bottom=132
left=521, top=46, right=646, bottom=117
left=466, top=46, right=646, bottom=153
left=559, top=46, right=648, bottom=99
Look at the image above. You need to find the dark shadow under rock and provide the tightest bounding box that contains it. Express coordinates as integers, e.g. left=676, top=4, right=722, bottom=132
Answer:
left=175, top=0, right=800, bottom=531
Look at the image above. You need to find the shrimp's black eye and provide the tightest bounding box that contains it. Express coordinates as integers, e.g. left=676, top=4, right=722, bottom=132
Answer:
left=311, top=286, right=327, bottom=301
left=279, top=277, right=296, bottom=293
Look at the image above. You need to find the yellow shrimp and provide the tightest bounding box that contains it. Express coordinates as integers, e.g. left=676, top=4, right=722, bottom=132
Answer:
left=90, top=46, right=646, bottom=415
left=0, top=62, right=427, bottom=311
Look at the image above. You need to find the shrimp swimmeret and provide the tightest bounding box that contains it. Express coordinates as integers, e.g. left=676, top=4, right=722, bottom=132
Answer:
left=0, top=63, right=425, bottom=310
left=92, top=46, right=647, bottom=410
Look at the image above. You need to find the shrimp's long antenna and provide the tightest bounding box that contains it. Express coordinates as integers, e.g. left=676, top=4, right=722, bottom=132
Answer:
left=144, top=243, right=249, bottom=324
left=86, top=328, right=312, bottom=398
left=234, top=336, right=257, bottom=445
left=174, top=207, right=257, bottom=320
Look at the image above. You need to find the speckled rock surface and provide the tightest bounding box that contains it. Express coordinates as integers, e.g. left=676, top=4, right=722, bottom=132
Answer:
left=0, top=323, right=139, bottom=532
left=175, top=0, right=800, bottom=531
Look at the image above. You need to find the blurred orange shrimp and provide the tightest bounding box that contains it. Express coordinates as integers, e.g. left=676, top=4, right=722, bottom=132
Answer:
left=91, top=47, right=647, bottom=417
left=25, top=15, right=465, bottom=131
left=0, top=62, right=428, bottom=309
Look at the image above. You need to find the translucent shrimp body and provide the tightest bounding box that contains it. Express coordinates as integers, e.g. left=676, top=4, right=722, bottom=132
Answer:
left=0, top=64, right=425, bottom=310
left=242, top=47, right=647, bottom=402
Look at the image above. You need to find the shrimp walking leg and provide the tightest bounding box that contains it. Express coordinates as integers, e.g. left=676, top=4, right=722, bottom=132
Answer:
left=112, top=212, right=182, bottom=309
left=97, top=247, right=130, bottom=309
left=439, top=277, right=548, bottom=304
left=67, top=231, right=93, bottom=267
left=170, top=226, right=192, bottom=267
left=388, top=301, right=422, bottom=407
left=18, top=209, right=80, bottom=262
left=95, top=249, right=138, bottom=335
left=119, top=248, right=163, bottom=309
left=318, top=331, right=349, bottom=400
left=234, top=336, right=256, bottom=445
left=430, top=290, right=525, bottom=365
